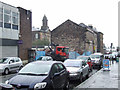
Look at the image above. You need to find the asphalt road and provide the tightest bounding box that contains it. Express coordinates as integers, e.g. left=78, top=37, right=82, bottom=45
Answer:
left=0, top=69, right=99, bottom=89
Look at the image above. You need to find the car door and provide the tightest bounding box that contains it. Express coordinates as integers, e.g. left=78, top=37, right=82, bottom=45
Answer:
left=14, top=58, right=21, bottom=70
left=8, top=58, right=16, bottom=71
left=82, top=61, right=88, bottom=77
left=57, top=63, right=67, bottom=88
left=50, top=64, right=62, bottom=88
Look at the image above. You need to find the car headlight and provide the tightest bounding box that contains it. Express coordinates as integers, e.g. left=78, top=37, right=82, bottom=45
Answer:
left=5, top=80, right=9, bottom=84
left=34, top=82, right=47, bottom=89
left=95, top=60, right=99, bottom=63
left=70, top=72, right=79, bottom=76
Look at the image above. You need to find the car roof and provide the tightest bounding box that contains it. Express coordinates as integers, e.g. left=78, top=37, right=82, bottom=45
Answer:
left=39, top=56, right=52, bottom=58
left=65, top=59, right=83, bottom=62
left=90, top=53, right=103, bottom=56
left=31, top=61, right=63, bottom=65
left=77, top=56, right=89, bottom=57
left=2, top=57, right=20, bottom=59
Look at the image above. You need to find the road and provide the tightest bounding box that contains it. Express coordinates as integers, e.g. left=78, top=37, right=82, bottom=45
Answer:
left=0, top=69, right=99, bottom=89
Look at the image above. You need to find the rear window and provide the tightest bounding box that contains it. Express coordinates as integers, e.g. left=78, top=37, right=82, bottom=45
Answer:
left=64, top=60, right=81, bottom=67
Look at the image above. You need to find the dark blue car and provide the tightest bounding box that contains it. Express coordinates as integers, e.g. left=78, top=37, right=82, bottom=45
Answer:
left=6, top=61, right=69, bottom=90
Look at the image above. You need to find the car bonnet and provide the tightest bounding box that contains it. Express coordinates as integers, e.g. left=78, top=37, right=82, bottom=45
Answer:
left=9, top=74, right=48, bottom=88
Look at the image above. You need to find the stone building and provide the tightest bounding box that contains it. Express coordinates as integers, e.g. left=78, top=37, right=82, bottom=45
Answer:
left=32, top=15, right=51, bottom=45
left=88, top=25, right=104, bottom=53
left=51, top=19, right=103, bottom=54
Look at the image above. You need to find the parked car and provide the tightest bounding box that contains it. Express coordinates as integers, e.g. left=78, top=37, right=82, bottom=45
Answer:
left=6, top=61, right=69, bottom=90
left=37, top=56, right=53, bottom=61
left=90, top=53, right=104, bottom=69
left=0, top=57, right=23, bottom=75
left=77, top=56, right=93, bottom=71
left=104, top=54, right=110, bottom=59
left=64, top=59, right=89, bottom=82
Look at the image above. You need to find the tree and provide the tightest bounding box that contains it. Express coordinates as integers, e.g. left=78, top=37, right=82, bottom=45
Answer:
left=32, top=39, right=50, bottom=46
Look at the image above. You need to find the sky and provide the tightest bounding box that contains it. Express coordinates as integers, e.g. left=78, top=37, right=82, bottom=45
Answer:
left=0, top=0, right=119, bottom=47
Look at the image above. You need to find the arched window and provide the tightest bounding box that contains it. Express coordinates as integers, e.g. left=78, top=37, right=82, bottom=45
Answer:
left=35, top=33, right=38, bottom=39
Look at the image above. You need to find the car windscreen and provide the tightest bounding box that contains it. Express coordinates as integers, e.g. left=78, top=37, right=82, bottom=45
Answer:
left=90, top=55, right=100, bottom=59
left=0, top=58, right=8, bottom=64
left=64, top=60, right=81, bottom=67
left=77, top=57, right=88, bottom=60
left=19, top=63, right=51, bottom=75
left=37, top=57, right=43, bottom=60
left=62, top=48, right=69, bottom=54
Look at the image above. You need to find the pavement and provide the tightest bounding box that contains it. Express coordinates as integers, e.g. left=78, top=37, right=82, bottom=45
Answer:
left=74, top=59, right=119, bottom=90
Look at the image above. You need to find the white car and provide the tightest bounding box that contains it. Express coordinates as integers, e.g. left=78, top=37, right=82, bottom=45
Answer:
left=37, top=56, right=53, bottom=61
left=90, top=53, right=104, bottom=69
left=64, top=59, right=89, bottom=82
left=0, top=57, right=23, bottom=75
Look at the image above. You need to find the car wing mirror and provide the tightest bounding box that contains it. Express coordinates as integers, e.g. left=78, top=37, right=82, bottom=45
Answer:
left=87, top=60, right=91, bottom=62
left=9, top=61, right=12, bottom=64
left=82, top=66, right=84, bottom=68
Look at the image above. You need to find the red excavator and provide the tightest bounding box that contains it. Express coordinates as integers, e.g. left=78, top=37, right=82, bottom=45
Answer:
left=46, top=44, right=69, bottom=62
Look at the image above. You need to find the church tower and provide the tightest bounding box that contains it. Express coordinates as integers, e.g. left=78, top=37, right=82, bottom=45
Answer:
left=41, top=15, right=49, bottom=31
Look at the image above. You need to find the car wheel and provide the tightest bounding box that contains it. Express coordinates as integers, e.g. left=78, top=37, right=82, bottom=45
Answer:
left=64, top=79, right=69, bottom=90
left=4, top=68, right=9, bottom=75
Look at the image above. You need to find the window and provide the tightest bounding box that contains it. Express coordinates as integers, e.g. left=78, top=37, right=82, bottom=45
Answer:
left=15, top=59, right=20, bottom=62
left=4, top=23, right=11, bottom=28
left=4, top=9, right=11, bottom=29
left=51, top=64, right=59, bottom=76
left=82, top=61, right=86, bottom=66
left=12, top=24, right=18, bottom=30
left=9, top=59, right=15, bottom=64
left=4, top=9, right=11, bottom=14
left=0, top=13, right=3, bottom=21
left=0, top=22, right=2, bottom=27
left=35, top=33, right=39, bottom=39
left=12, top=12, right=18, bottom=30
left=57, top=63, right=65, bottom=72
left=0, top=8, right=3, bottom=27
left=57, top=48, right=62, bottom=51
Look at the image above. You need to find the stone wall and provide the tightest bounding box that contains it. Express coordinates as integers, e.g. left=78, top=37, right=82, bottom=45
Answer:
left=51, top=20, right=100, bottom=54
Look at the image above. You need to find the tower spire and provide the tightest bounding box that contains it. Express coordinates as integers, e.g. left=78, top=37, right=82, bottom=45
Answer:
left=41, top=14, right=49, bottom=31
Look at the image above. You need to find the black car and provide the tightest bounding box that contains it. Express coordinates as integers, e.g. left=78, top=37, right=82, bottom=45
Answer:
left=6, top=61, right=69, bottom=90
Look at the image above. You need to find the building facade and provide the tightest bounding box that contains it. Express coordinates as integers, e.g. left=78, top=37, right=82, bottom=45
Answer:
left=32, top=15, right=51, bottom=46
left=51, top=20, right=103, bottom=54
left=18, top=7, right=32, bottom=60
left=0, top=1, right=32, bottom=60
left=0, top=1, right=20, bottom=58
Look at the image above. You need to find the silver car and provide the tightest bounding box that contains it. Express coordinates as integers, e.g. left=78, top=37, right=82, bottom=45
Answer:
left=90, top=53, right=104, bottom=69
left=0, top=57, right=23, bottom=75
left=64, top=59, right=89, bottom=82
left=37, top=56, right=53, bottom=61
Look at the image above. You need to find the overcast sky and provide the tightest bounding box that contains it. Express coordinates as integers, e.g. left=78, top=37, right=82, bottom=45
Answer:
left=0, top=0, right=119, bottom=47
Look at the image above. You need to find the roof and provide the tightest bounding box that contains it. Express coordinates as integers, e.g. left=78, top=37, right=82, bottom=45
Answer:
left=30, top=61, right=63, bottom=65
left=91, top=53, right=103, bottom=56
left=52, top=19, right=85, bottom=32
left=56, top=46, right=69, bottom=48
left=77, top=56, right=90, bottom=58
left=65, top=59, right=83, bottom=62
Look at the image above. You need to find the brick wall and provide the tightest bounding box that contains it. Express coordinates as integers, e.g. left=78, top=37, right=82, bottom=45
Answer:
left=18, top=7, right=32, bottom=60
